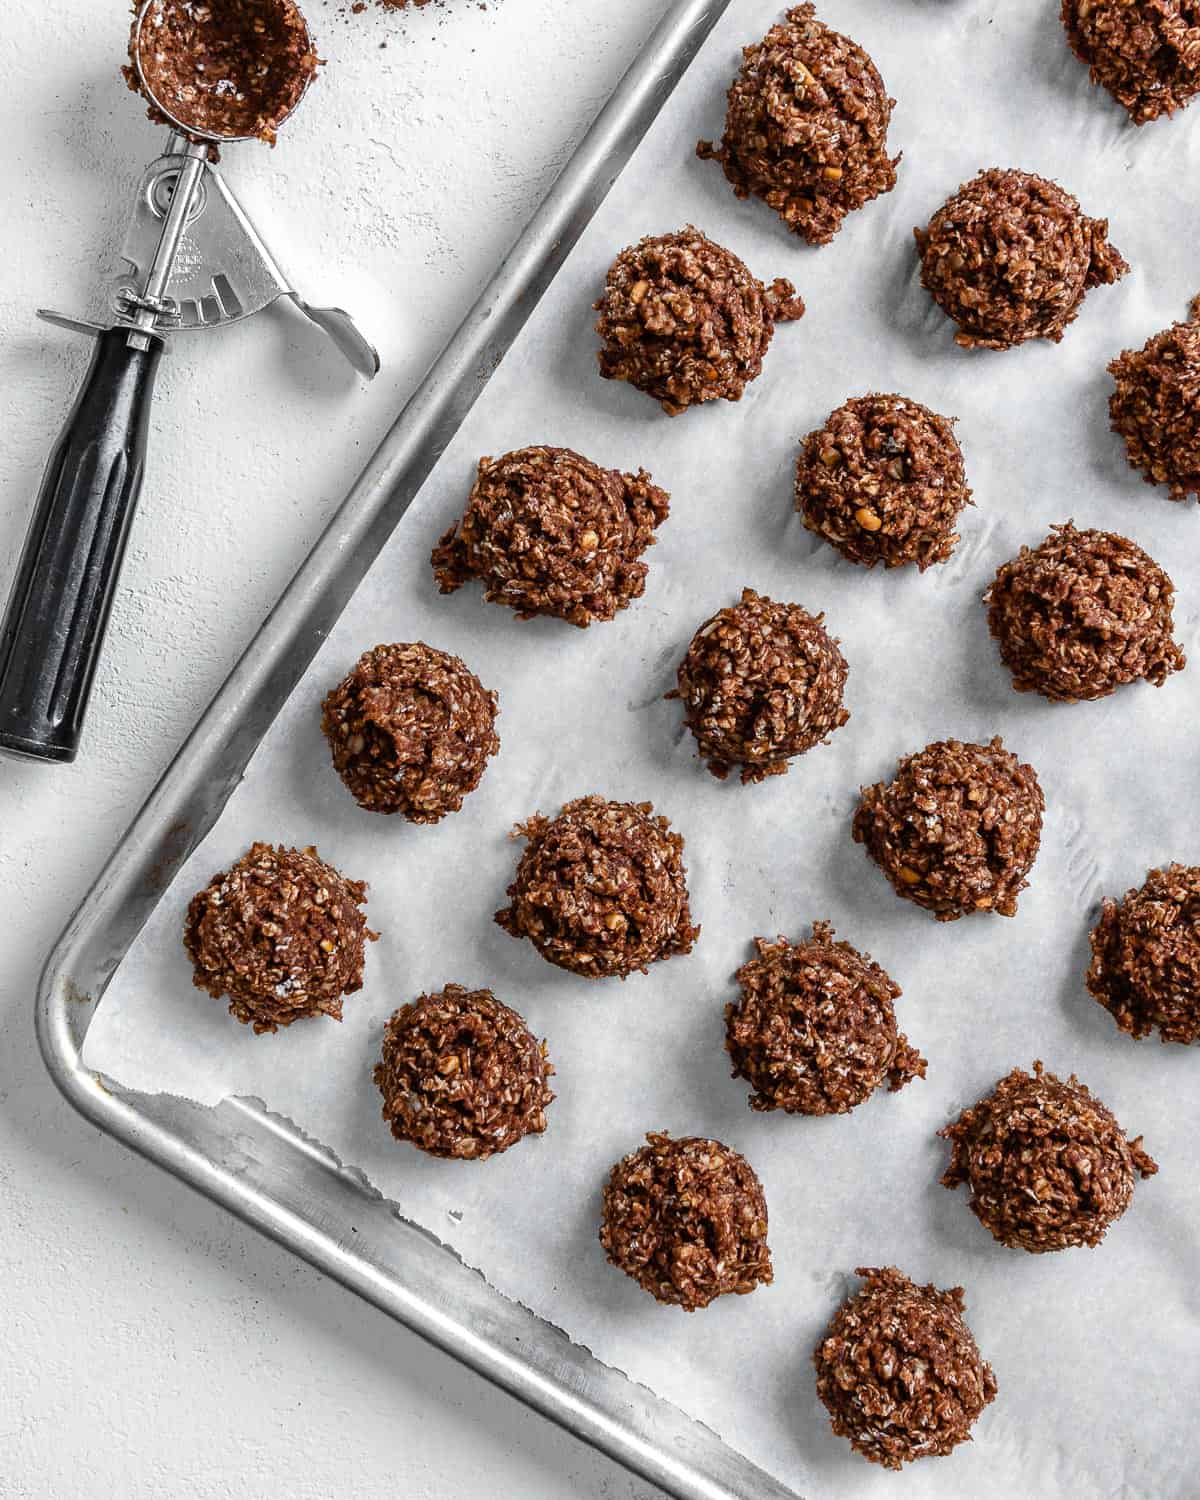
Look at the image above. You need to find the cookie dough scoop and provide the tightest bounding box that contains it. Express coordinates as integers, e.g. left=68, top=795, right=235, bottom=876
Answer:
left=0, top=0, right=377, bottom=765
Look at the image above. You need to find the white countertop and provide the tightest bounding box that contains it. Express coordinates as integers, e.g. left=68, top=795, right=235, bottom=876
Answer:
left=0, top=1, right=667, bottom=1492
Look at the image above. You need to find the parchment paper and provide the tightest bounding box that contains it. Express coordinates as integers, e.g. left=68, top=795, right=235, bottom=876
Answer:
left=82, top=2, right=1200, bottom=1494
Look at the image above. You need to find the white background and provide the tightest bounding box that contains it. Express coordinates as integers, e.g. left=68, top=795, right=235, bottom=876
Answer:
left=0, top=1, right=667, bottom=1494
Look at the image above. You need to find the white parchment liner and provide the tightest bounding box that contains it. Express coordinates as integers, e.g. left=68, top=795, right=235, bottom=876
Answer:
left=84, top=2, right=1200, bottom=1493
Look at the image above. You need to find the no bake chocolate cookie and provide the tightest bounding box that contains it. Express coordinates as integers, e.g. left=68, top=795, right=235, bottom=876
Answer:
left=1062, top=0, right=1200, bottom=125
left=594, top=226, right=804, bottom=415
left=697, top=4, right=899, bottom=245
left=184, top=841, right=374, bottom=1032
left=725, top=924, right=925, bottom=1115
left=375, top=984, right=554, bottom=1160
left=1108, top=298, right=1200, bottom=501
left=1087, top=863, right=1200, bottom=1043
left=599, top=1132, right=772, bottom=1310
left=432, top=446, right=670, bottom=626
left=669, top=587, right=849, bottom=783
left=939, top=1061, right=1157, bottom=1251
left=914, top=168, right=1127, bottom=350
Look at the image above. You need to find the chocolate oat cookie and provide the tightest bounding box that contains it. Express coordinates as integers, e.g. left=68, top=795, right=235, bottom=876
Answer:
left=914, top=168, right=1128, bottom=350
left=668, top=587, right=849, bottom=784
left=1108, top=299, right=1200, bottom=501
left=1062, top=0, right=1200, bottom=125
left=697, top=4, right=899, bottom=246
left=796, top=394, right=972, bottom=570
left=126, top=0, right=319, bottom=145
left=725, top=924, right=925, bottom=1115
left=985, top=524, right=1185, bottom=703
left=495, top=796, right=699, bottom=979
left=432, top=447, right=670, bottom=626
left=814, top=1267, right=997, bottom=1469
left=940, top=1062, right=1157, bottom=1252
left=594, top=227, right=804, bottom=415
left=599, top=1132, right=772, bottom=1310
left=1087, top=863, right=1200, bottom=1043
left=853, top=737, right=1044, bottom=921
left=321, top=642, right=499, bottom=821
left=374, top=984, right=554, bottom=1160
left=184, top=842, right=374, bottom=1032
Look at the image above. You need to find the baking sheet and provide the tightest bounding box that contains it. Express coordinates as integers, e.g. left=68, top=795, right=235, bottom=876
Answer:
left=82, top=1, right=1200, bottom=1494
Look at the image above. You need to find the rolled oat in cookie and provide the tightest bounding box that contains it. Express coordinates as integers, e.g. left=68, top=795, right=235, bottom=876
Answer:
left=1108, top=298, right=1200, bottom=500
left=184, top=842, right=375, bottom=1033
left=594, top=226, right=804, bottom=415
left=853, top=737, right=1044, bottom=921
left=697, top=4, right=899, bottom=246
left=814, top=1267, right=997, bottom=1469
left=668, top=587, right=849, bottom=784
left=940, top=1061, right=1157, bottom=1252
left=321, top=642, right=499, bottom=822
left=432, top=446, right=670, bottom=626
left=796, top=393, right=972, bottom=570
left=374, top=984, right=554, bottom=1160
left=599, top=1132, right=772, bottom=1310
left=1087, top=863, right=1200, bottom=1043
left=1062, top=0, right=1200, bottom=125
left=725, top=924, right=925, bottom=1115
left=985, top=523, right=1185, bottom=702
left=495, top=795, right=699, bottom=979
left=914, top=168, right=1127, bottom=350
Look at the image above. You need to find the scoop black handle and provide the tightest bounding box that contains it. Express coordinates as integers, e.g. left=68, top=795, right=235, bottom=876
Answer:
left=0, top=328, right=164, bottom=764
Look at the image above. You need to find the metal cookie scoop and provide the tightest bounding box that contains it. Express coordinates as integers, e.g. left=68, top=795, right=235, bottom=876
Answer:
left=0, top=0, right=378, bottom=765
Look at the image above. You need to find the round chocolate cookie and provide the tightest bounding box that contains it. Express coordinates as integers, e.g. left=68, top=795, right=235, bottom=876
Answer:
left=985, top=524, right=1185, bottom=703
left=914, top=168, right=1128, bottom=350
left=696, top=4, right=899, bottom=246
left=432, top=446, right=670, bottom=626
left=853, top=737, right=1044, bottom=921
left=594, top=226, right=805, bottom=415
left=1087, top=863, right=1200, bottom=1043
left=495, top=795, right=699, bottom=979
left=796, top=393, right=972, bottom=569
left=599, top=1132, right=772, bottom=1310
left=184, top=842, right=374, bottom=1032
left=939, top=1061, right=1157, bottom=1252
left=1108, top=299, right=1200, bottom=501
left=321, top=642, right=499, bottom=822
left=1062, top=0, right=1200, bottom=125
left=669, top=587, right=849, bottom=784
left=725, top=924, right=926, bottom=1115
left=814, top=1267, right=997, bottom=1469
left=374, top=984, right=554, bottom=1160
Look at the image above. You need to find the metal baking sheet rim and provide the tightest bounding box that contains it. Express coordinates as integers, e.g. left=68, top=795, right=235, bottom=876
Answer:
left=34, top=3, right=803, bottom=1497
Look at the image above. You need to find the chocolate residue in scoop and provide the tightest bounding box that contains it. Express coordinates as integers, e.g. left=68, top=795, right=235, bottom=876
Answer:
left=126, top=0, right=319, bottom=145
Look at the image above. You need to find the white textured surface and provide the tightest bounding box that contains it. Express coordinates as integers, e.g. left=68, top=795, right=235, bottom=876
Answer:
left=0, top=1, right=666, bottom=1494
